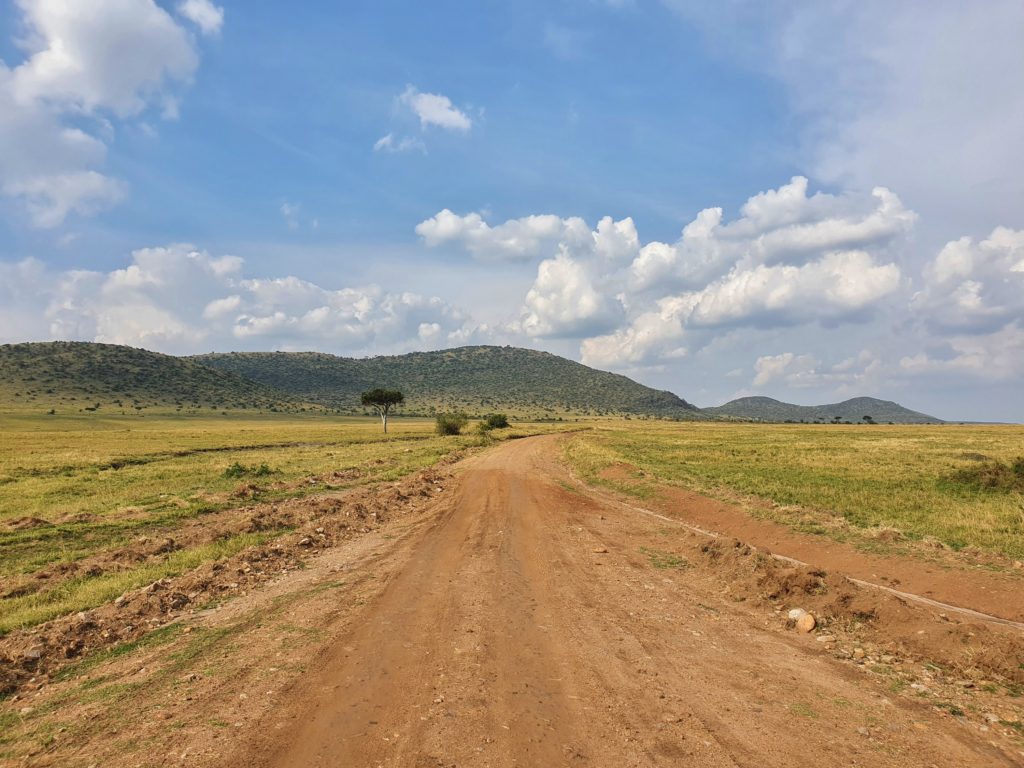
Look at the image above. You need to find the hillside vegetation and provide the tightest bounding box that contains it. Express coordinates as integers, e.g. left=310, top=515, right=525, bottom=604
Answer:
left=192, top=346, right=699, bottom=418
left=0, top=342, right=306, bottom=413
left=703, top=396, right=941, bottom=424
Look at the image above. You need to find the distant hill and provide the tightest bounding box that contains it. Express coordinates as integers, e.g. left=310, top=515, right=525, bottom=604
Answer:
left=703, top=396, right=942, bottom=424
left=3, top=342, right=938, bottom=423
left=192, top=345, right=699, bottom=418
left=0, top=342, right=306, bottom=413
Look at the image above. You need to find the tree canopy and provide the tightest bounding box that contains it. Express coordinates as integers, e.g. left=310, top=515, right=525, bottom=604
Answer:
left=361, top=388, right=404, bottom=432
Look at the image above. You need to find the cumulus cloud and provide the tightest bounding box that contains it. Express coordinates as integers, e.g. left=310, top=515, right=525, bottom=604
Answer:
left=683, top=251, right=900, bottom=329
left=627, top=177, right=914, bottom=293
left=177, top=0, right=225, bottom=36
left=421, top=178, right=909, bottom=351
left=0, top=245, right=471, bottom=356
left=416, top=209, right=587, bottom=261
left=584, top=247, right=900, bottom=368
left=911, top=227, right=1024, bottom=334
left=399, top=86, right=473, bottom=132
left=0, top=0, right=215, bottom=227
left=519, top=253, right=623, bottom=337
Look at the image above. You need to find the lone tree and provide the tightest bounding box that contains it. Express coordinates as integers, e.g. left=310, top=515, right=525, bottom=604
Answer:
left=361, top=389, right=404, bottom=433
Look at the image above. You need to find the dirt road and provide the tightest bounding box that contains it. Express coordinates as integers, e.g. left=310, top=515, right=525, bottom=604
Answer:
left=225, top=436, right=1021, bottom=767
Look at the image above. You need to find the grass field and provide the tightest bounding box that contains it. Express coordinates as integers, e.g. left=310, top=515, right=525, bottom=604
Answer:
left=5, top=414, right=1023, bottom=635
left=0, top=411, right=561, bottom=633
left=565, top=422, right=1024, bottom=559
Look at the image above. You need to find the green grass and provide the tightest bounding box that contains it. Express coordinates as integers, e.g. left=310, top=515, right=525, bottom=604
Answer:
left=0, top=411, right=571, bottom=632
left=565, top=422, right=1024, bottom=559
left=0, top=532, right=275, bottom=633
left=0, top=414, right=469, bottom=578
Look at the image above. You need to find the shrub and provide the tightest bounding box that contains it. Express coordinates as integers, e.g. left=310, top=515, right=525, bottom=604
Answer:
left=950, top=456, right=1024, bottom=492
left=480, top=413, right=509, bottom=431
left=435, top=413, right=468, bottom=436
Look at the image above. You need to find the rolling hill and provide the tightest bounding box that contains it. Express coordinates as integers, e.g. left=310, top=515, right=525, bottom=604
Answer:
left=703, top=396, right=942, bottom=424
left=0, top=342, right=307, bottom=413
left=1, top=342, right=939, bottom=422
left=191, top=346, right=700, bottom=418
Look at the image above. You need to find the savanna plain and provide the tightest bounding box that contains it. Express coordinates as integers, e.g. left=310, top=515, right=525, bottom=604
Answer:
left=1, top=413, right=1023, bottom=766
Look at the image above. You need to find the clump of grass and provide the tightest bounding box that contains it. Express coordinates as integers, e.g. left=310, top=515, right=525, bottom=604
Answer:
left=789, top=702, right=817, bottom=719
left=949, top=456, right=1024, bottom=492
left=222, top=462, right=274, bottom=479
left=640, top=546, right=689, bottom=570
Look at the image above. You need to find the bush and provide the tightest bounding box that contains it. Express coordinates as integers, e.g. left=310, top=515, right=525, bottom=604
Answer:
left=950, top=456, right=1024, bottom=492
left=481, top=413, right=509, bottom=430
left=223, top=462, right=273, bottom=479
left=435, top=413, right=468, bottom=436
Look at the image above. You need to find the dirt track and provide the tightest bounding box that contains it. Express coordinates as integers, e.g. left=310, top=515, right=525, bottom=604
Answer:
left=224, top=436, right=1022, bottom=767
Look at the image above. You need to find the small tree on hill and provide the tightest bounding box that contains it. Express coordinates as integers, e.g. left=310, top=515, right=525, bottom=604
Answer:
left=361, top=389, right=404, bottom=433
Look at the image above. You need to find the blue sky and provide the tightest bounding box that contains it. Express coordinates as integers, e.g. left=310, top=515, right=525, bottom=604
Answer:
left=1, top=1, right=1023, bottom=421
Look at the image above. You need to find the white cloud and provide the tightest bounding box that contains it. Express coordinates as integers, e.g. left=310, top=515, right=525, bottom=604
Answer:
left=667, top=1, right=1024, bottom=240
left=519, top=253, right=622, bottom=338
left=422, top=178, right=909, bottom=352
left=899, top=323, right=1024, bottom=382
left=0, top=0, right=215, bottom=227
left=580, top=298, right=689, bottom=369
left=373, top=133, right=426, bottom=154
left=399, top=86, right=473, bottom=132
left=911, top=227, right=1024, bottom=334
left=177, top=0, right=224, bottom=36
left=628, top=177, right=914, bottom=293
left=683, top=250, right=901, bottom=330
left=749, top=350, right=882, bottom=391
left=4, top=171, right=127, bottom=229
left=0, top=245, right=471, bottom=356
left=753, top=352, right=817, bottom=387
left=416, top=209, right=587, bottom=262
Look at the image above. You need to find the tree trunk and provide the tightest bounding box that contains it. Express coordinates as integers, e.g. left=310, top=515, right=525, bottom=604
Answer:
left=381, top=409, right=388, bottom=433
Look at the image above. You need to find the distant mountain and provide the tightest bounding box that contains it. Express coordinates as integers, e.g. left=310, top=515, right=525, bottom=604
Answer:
left=0, top=342, right=306, bottom=412
left=703, top=396, right=942, bottom=424
left=192, top=345, right=700, bottom=418
left=4, top=342, right=935, bottom=423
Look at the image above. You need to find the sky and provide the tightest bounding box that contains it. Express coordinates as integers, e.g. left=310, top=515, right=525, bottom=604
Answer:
left=1, top=0, right=1023, bottom=421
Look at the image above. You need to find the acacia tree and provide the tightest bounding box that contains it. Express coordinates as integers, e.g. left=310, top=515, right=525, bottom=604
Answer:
left=361, top=389, right=404, bottom=433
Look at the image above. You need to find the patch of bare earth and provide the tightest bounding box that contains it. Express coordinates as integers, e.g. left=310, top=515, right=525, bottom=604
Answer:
left=1, top=435, right=1021, bottom=767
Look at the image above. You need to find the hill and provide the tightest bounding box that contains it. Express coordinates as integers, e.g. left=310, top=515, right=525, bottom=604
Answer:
left=0, top=342, right=307, bottom=413
left=703, top=396, right=942, bottom=424
left=191, top=345, right=699, bottom=418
